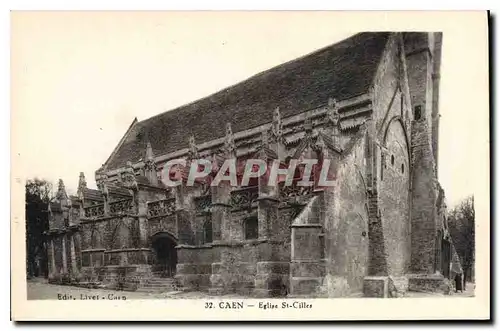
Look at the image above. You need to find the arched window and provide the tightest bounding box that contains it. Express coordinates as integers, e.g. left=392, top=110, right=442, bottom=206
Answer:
left=391, top=155, right=395, bottom=166
left=401, top=163, right=405, bottom=174
left=414, top=105, right=422, bottom=121
left=203, top=217, right=213, bottom=244
left=244, top=216, right=258, bottom=240
left=381, top=154, right=385, bottom=181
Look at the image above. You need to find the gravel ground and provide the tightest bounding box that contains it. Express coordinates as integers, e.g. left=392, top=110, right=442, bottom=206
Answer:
left=26, top=279, right=240, bottom=300
left=405, top=282, right=475, bottom=298
left=26, top=278, right=475, bottom=300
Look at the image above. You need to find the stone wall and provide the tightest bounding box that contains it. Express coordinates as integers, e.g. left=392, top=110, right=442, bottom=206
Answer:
left=176, top=245, right=214, bottom=291
left=50, top=212, right=64, bottom=230
left=372, top=35, right=400, bottom=131
left=405, top=32, right=440, bottom=274
left=370, top=31, right=413, bottom=278
left=47, top=231, right=82, bottom=284
left=324, top=134, right=370, bottom=294
left=379, top=119, right=411, bottom=275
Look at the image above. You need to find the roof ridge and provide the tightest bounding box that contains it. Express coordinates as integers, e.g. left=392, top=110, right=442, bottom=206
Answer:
left=137, top=33, right=374, bottom=125
left=105, top=32, right=391, bottom=170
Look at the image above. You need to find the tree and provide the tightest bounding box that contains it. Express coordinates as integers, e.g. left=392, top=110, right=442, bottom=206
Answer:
left=448, top=196, right=475, bottom=283
left=25, top=178, right=52, bottom=278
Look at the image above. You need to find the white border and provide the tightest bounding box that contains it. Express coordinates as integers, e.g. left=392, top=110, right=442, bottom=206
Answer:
left=5, top=4, right=495, bottom=327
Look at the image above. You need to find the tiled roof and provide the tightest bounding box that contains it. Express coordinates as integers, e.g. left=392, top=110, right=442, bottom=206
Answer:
left=317, top=131, right=342, bottom=153
left=83, top=188, right=104, bottom=202
left=49, top=202, right=61, bottom=212
left=107, top=184, right=132, bottom=197
left=136, top=175, right=150, bottom=185
left=136, top=175, right=169, bottom=189
left=105, top=32, right=390, bottom=170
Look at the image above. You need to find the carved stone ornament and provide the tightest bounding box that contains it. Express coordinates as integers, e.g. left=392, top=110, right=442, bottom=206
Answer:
left=144, top=141, right=158, bottom=172
left=122, top=161, right=138, bottom=190
left=95, top=168, right=109, bottom=193
left=303, top=117, right=313, bottom=135
left=224, top=122, right=236, bottom=155
left=188, top=134, right=199, bottom=160
left=77, top=172, right=87, bottom=200
left=56, top=179, right=69, bottom=202
left=270, top=107, right=283, bottom=143
left=261, top=129, right=270, bottom=148
left=326, top=97, right=340, bottom=127
left=314, top=132, right=327, bottom=151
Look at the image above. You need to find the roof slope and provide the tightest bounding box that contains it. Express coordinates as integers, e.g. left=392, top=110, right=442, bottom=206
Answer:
left=106, top=32, right=390, bottom=170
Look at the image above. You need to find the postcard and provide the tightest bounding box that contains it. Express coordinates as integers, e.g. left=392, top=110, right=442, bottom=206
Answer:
left=11, top=10, right=490, bottom=321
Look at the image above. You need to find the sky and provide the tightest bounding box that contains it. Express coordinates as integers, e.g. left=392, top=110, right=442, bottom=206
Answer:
left=11, top=11, right=487, bottom=207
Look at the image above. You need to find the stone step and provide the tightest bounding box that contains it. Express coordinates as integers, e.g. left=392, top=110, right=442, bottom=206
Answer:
left=146, top=280, right=177, bottom=285
left=141, top=283, right=179, bottom=289
left=136, top=277, right=181, bottom=293
left=145, top=281, right=177, bottom=285
left=135, top=288, right=176, bottom=293
left=138, top=285, right=179, bottom=290
left=145, top=282, right=177, bottom=287
left=139, top=286, right=178, bottom=291
left=147, top=277, right=177, bottom=282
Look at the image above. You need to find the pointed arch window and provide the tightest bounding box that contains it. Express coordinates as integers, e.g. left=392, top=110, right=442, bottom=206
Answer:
left=244, top=216, right=258, bottom=240
left=203, top=216, right=213, bottom=244
left=414, top=105, right=422, bottom=121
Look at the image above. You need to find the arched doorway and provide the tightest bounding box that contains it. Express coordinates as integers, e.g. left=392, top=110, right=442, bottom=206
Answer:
left=151, top=232, right=178, bottom=278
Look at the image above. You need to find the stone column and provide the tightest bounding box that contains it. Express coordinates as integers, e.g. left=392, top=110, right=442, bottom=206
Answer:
left=61, top=235, right=68, bottom=274
left=171, top=181, right=201, bottom=290
left=48, top=238, right=56, bottom=279
left=253, top=176, right=289, bottom=297
left=137, top=204, right=149, bottom=247
left=288, top=192, right=325, bottom=297
left=134, top=190, right=149, bottom=247
left=70, top=235, right=78, bottom=276
left=404, top=34, right=441, bottom=277
left=175, top=209, right=199, bottom=291
left=120, top=251, right=128, bottom=266
left=102, top=193, right=110, bottom=217
left=289, top=224, right=324, bottom=295
left=208, top=182, right=232, bottom=295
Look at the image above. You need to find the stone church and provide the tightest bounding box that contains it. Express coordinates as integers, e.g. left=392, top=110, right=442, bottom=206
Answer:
left=45, top=32, right=454, bottom=297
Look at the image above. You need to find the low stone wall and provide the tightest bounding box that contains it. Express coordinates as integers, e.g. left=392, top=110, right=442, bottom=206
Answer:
left=78, top=264, right=153, bottom=291
left=408, top=274, right=451, bottom=294
left=176, top=244, right=214, bottom=291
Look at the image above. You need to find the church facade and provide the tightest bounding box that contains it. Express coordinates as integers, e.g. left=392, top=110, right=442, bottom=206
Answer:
left=45, top=32, right=453, bottom=297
